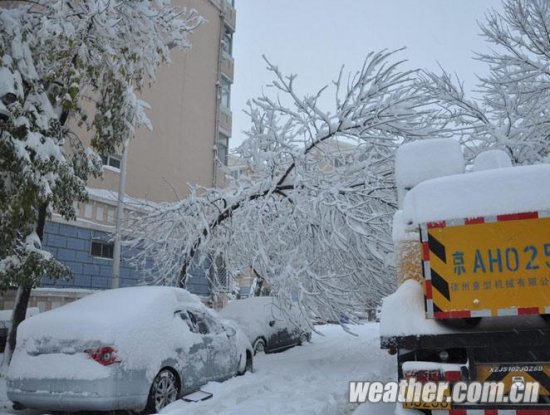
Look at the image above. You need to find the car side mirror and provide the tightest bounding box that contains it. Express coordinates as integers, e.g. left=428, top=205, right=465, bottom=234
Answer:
left=269, top=320, right=275, bottom=327
left=225, top=326, right=236, bottom=337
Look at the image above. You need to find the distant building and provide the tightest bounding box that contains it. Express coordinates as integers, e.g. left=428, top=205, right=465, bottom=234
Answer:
left=39, top=0, right=237, bottom=299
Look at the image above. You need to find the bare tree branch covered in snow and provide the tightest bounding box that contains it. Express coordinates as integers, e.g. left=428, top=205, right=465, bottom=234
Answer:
left=125, top=50, right=440, bottom=321
left=417, top=0, right=550, bottom=164
left=0, top=0, right=202, bottom=367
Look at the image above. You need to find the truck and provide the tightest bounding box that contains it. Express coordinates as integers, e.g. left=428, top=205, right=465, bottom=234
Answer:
left=379, top=139, right=550, bottom=415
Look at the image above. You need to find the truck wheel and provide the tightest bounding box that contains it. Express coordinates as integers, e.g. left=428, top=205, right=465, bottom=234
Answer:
left=440, top=317, right=481, bottom=328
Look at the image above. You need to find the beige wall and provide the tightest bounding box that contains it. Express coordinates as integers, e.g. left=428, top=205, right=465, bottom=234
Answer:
left=89, top=0, right=235, bottom=203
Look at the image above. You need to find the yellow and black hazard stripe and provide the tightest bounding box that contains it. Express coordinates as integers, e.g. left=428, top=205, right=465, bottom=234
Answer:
left=421, top=223, right=472, bottom=319
left=420, top=223, right=459, bottom=318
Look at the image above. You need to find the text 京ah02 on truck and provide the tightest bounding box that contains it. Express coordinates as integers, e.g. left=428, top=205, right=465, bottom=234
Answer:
left=380, top=139, right=550, bottom=414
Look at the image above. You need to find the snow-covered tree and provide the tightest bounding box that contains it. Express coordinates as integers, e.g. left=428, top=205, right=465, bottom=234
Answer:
left=417, top=0, right=550, bottom=165
left=0, top=0, right=202, bottom=367
left=125, top=50, right=439, bottom=323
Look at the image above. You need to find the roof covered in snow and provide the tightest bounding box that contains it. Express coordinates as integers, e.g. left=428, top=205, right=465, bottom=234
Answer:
left=11, top=287, right=208, bottom=379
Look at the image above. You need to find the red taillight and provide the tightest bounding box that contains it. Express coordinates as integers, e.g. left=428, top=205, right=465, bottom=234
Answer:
left=405, top=370, right=441, bottom=383
left=444, top=370, right=462, bottom=382
left=85, top=346, right=120, bottom=366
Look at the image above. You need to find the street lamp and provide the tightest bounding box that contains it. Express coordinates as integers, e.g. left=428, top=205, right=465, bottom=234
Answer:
left=111, top=137, right=129, bottom=289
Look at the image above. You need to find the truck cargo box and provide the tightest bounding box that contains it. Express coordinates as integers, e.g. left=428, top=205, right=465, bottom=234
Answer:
left=421, top=211, right=550, bottom=319
left=401, top=164, right=550, bottom=320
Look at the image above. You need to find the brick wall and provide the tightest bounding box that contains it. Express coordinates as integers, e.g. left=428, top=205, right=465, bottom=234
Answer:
left=38, top=220, right=212, bottom=297
left=41, top=221, right=141, bottom=289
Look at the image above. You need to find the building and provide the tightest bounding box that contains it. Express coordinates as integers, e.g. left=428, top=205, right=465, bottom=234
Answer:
left=37, top=0, right=237, bottom=300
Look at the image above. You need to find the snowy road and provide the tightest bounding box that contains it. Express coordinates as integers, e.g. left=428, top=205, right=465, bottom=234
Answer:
left=161, top=323, right=394, bottom=415
left=0, top=323, right=394, bottom=415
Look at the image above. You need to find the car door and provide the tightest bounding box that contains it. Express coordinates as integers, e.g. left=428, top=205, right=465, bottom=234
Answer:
left=265, top=302, right=295, bottom=351
left=175, top=310, right=210, bottom=391
left=196, top=311, right=238, bottom=380
left=268, top=317, right=295, bottom=350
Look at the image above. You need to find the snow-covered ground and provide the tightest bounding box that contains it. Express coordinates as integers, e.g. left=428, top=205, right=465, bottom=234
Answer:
left=0, top=323, right=393, bottom=415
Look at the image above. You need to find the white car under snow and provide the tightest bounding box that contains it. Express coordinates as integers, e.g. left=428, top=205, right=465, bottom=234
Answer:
left=7, top=286, right=253, bottom=413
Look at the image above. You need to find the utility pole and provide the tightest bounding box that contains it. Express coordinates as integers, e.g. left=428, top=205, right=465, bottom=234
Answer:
left=112, top=137, right=129, bottom=289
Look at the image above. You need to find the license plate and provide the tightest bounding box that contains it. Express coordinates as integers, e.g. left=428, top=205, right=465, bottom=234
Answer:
left=403, top=401, right=452, bottom=410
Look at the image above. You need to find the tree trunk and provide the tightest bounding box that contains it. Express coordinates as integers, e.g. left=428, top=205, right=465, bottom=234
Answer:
left=252, top=268, right=265, bottom=297
left=1, top=203, right=48, bottom=368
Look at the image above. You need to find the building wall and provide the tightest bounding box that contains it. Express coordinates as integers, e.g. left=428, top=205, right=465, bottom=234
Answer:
left=39, top=218, right=212, bottom=297
left=34, top=0, right=236, bottom=299
left=41, top=221, right=140, bottom=289
left=88, top=0, right=235, bottom=203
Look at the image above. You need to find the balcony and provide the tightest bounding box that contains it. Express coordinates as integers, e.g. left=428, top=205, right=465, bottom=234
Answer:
left=219, top=106, right=232, bottom=136
left=224, top=3, right=236, bottom=31
left=221, top=52, right=234, bottom=81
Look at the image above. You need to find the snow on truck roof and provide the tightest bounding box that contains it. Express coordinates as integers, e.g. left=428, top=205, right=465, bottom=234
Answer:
left=395, top=139, right=464, bottom=190
left=402, top=163, right=550, bottom=225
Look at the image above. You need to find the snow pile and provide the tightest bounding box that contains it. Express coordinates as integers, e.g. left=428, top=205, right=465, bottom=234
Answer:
left=403, top=164, right=550, bottom=225
left=379, top=280, right=452, bottom=337
left=220, top=297, right=308, bottom=345
left=391, top=210, right=416, bottom=242
left=9, top=287, right=207, bottom=381
left=472, top=149, right=512, bottom=172
left=0, top=66, right=22, bottom=100
left=395, top=139, right=463, bottom=208
left=402, top=361, right=463, bottom=373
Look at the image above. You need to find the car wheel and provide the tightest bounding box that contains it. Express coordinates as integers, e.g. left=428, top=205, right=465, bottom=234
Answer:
left=298, top=332, right=308, bottom=345
left=253, top=338, right=266, bottom=355
left=146, top=369, right=180, bottom=414
left=238, top=350, right=253, bottom=375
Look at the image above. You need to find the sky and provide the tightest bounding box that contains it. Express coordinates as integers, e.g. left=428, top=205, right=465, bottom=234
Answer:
left=230, top=0, right=503, bottom=148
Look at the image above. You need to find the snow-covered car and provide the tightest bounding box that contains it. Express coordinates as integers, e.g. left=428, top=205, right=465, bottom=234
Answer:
left=220, top=296, right=311, bottom=355
left=7, top=286, right=253, bottom=413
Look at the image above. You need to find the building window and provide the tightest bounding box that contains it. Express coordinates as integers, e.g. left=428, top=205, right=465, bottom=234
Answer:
left=230, top=167, right=241, bottom=179
left=83, top=203, right=93, bottom=219
left=217, top=133, right=229, bottom=165
left=91, top=240, right=114, bottom=259
left=225, top=0, right=235, bottom=7
left=220, top=77, right=231, bottom=109
left=95, top=206, right=104, bottom=221
left=101, top=154, right=121, bottom=170
left=222, top=27, right=233, bottom=56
